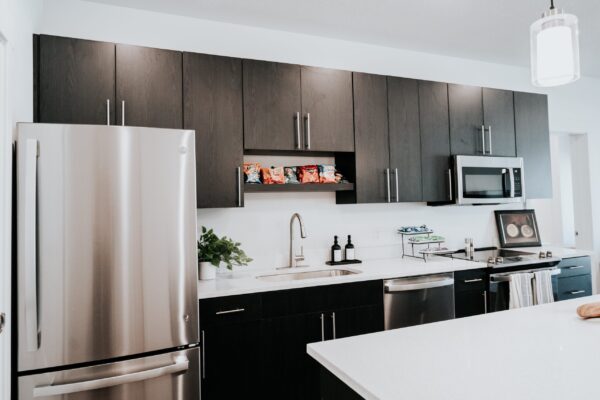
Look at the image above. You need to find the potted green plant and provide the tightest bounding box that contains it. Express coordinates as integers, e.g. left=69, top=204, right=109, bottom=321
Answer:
left=197, top=226, right=252, bottom=280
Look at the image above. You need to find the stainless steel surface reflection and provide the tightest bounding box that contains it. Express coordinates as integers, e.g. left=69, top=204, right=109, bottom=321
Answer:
left=18, top=348, right=199, bottom=400
left=17, top=124, right=199, bottom=372
left=256, top=268, right=360, bottom=282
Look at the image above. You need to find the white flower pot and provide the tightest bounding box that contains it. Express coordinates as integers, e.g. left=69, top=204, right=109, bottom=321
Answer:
left=199, top=261, right=217, bottom=280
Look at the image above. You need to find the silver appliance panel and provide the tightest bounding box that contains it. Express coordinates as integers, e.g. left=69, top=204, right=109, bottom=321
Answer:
left=454, top=155, right=525, bottom=205
left=17, top=124, right=198, bottom=372
left=384, top=273, right=455, bottom=330
left=18, top=347, right=199, bottom=400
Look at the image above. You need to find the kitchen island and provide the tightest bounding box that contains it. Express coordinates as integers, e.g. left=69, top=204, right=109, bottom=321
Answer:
left=308, top=295, right=600, bottom=400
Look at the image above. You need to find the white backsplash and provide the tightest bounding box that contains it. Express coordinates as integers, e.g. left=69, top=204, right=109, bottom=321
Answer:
left=196, top=192, right=541, bottom=271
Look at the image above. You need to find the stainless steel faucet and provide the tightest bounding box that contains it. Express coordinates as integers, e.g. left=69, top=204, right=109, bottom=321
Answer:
left=288, top=213, right=307, bottom=268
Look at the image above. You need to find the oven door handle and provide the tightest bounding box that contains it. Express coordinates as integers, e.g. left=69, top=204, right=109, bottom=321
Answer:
left=385, top=278, right=454, bottom=292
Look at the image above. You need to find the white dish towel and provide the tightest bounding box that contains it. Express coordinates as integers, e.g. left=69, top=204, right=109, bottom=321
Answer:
left=533, top=269, right=555, bottom=305
left=509, top=273, right=534, bottom=309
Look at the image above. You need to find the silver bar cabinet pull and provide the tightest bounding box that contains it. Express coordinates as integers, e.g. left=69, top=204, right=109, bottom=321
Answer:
left=483, top=291, right=488, bottom=314
left=447, top=169, right=453, bottom=201
left=121, top=100, right=125, bottom=126
left=295, top=112, right=301, bottom=149
left=106, top=99, right=110, bottom=125
left=464, top=278, right=483, bottom=283
left=568, top=266, right=585, bottom=270
left=201, top=330, right=206, bottom=379
left=236, top=167, right=242, bottom=207
left=215, top=308, right=245, bottom=315
left=331, top=312, right=337, bottom=339
left=385, top=169, right=391, bottom=203
left=481, top=125, right=486, bottom=154
left=488, top=125, right=492, bottom=155
left=569, top=290, right=586, bottom=295
left=25, top=139, right=39, bottom=351
left=305, top=113, right=311, bottom=150
left=320, top=313, right=325, bottom=341
left=394, top=168, right=399, bottom=203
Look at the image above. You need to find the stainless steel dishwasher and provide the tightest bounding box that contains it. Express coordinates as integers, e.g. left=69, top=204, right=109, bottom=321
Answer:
left=384, top=273, right=455, bottom=330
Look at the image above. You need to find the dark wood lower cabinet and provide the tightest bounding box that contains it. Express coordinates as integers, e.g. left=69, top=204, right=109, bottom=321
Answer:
left=334, top=305, right=384, bottom=339
left=200, top=321, right=262, bottom=400
left=454, top=269, right=487, bottom=318
left=320, top=367, right=365, bottom=400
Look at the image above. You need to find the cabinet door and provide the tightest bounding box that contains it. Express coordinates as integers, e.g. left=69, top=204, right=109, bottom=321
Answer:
left=333, top=305, right=384, bottom=339
left=262, top=312, right=325, bottom=400
left=38, top=35, right=115, bottom=125
left=200, top=321, right=261, bottom=400
left=243, top=60, right=301, bottom=151
left=455, top=289, right=486, bottom=318
left=300, top=66, right=354, bottom=152
left=419, top=81, right=452, bottom=202
left=183, top=53, right=243, bottom=209
left=116, top=44, right=182, bottom=128
left=483, top=88, right=516, bottom=157
left=388, top=77, right=422, bottom=202
left=352, top=72, right=390, bottom=204
left=514, top=92, right=552, bottom=199
left=448, top=84, right=484, bottom=156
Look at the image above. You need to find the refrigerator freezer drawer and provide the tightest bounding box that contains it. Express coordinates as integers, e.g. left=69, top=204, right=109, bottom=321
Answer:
left=18, top=347, right=199, bottom=400
left=17, top=124, right=198, bottom=372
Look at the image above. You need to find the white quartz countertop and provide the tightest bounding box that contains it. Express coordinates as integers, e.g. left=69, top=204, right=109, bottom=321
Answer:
left=197, top=246, right=591, bottom=300
left=308, top=295, right=600, bottom=400
left=197, top=256, right=486, bottom=299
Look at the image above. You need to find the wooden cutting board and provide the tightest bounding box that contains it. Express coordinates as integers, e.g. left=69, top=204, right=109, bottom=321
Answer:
left=577, top=302, right=600, bottom=319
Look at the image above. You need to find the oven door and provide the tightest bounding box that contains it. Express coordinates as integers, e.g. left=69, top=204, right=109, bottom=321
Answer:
left=455, top=156, right=524, bottom=205
left=488, top=271, right=559, bottom=313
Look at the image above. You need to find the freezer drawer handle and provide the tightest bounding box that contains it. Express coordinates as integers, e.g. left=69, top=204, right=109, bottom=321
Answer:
left=33, top=356, right=189, bottom=397
left=25, top=139, right=39, bottom=351
left=385, top=278, right=454, bottom=293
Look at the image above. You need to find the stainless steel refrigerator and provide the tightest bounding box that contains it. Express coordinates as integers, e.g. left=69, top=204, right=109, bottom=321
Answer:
left=16, top=123, right=200, bottom=400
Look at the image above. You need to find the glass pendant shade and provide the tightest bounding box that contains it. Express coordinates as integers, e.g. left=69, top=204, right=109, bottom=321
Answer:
left=530, top=9, right=580, bottom=87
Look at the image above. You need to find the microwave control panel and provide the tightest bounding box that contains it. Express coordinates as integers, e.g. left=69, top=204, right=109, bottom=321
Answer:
left=513, top=168, right=523, bottom=197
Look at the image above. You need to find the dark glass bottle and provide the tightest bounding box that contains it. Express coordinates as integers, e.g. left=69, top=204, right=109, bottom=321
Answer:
left=345, top=235, right=355, bottom=260
left=331, top=236, right=342, bottom=263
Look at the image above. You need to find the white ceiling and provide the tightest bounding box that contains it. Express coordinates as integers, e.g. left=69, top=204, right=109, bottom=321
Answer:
left=87, top=0, right=600, bottom=77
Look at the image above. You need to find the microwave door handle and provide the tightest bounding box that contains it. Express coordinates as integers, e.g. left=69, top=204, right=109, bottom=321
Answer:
left=509, top=168, right=515, bottom=198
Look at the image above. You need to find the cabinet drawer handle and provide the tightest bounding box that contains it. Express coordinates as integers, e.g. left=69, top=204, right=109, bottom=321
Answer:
left=481, top=125, right=486, bottom=154
left=447, top=169, right=453, bottom=201
left=121, top=100, right=125, bottom=126
left=295, top=112, right=301, bottom=149
left=331, top=312, right=336, bottom=340
left=215, top=308, right=245, bottom=315
left=569, top=290, right=586, bottom=295
left=320, top=313, right=325, bottom=341
left=106, top=99, right=110, bottom=125
left=236, top=167, right=242, bottom=207
left=567, top=266, right=585, bottom=270
left=394, top=168, right=399, bottom=203
left=201, top=330, right=206, bottom=379
left=463, top=278, right=483, bottom=283
left=385, top=169, right=391, bottom=203
left=304, top=113, right=311, bottom=150
left=487, top=125, right=492, bottom=155
left=483, top=290, right=488, bottom=314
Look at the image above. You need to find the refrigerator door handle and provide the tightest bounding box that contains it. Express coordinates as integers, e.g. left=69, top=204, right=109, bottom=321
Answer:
left=33, top=356, right=190, bottom=397
left=25, top=139, right=39, bottom=352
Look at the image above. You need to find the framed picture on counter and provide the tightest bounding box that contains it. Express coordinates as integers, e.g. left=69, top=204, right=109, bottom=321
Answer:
left=494, top=209, right=541, bottom=248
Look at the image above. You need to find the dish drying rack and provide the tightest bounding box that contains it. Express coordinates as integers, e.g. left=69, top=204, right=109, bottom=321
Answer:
left=397, top=229, right=448, bottom=262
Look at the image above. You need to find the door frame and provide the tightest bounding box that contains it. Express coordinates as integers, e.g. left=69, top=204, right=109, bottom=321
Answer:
left=0, top=29, right=11, bottom=400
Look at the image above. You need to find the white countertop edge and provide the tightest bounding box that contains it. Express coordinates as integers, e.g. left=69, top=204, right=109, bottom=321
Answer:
left=307, top=343, right=379, bottom=400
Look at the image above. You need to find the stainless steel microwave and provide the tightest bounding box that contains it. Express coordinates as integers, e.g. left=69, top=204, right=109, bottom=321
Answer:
left=454, top=155, right=525, bottom=205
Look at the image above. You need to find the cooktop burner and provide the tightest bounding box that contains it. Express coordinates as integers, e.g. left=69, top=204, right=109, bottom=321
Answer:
left=446, top=247, right=558, bottom=268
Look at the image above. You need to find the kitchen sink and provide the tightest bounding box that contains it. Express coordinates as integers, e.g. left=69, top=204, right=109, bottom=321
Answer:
left=256, top=268, right=360, bottom=282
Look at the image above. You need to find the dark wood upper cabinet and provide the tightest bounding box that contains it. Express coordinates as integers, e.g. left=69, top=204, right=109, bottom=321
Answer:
left=448, top=84, right=484, bottom=156
left=352, top=73, right=390, bottom=204
left=514, top=92, right=552, bottom=199
left=387, top=77, right=422, bottom=202
left=183, top=53, right=243, bottom=209
left=482, top=88, right=516, bottom=157
left=38, top=35, right=115, bottom=125
left=300, top=67, right=354, bottom=152
left=243, top=60, right=302, bottom=151
left=419, top=81, right=452, bottom=203
left=116, top=44, right=183, bottom=129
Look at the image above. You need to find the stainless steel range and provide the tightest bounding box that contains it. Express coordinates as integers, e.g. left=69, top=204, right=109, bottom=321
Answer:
left=446, top=247, right=562, bottom=312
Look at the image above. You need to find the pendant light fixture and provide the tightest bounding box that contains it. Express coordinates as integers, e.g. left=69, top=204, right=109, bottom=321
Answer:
left=530, top=0, right=580, bottom=87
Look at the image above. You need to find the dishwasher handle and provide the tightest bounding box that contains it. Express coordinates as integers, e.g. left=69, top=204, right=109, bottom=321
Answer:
left=385, top=277, right=454, bottom=292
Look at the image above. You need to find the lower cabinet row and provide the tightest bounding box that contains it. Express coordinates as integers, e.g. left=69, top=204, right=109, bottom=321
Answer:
left=199, top=281, right=384, bottom=400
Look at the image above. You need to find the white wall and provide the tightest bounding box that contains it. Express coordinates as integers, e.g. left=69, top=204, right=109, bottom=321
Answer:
left=35, top=0, right=600, bottom=271
left=0, top=0, right=41, bottom=397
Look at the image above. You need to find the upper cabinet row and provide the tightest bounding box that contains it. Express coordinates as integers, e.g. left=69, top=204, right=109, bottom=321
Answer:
left=34, top=34, right=552, bottom=207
